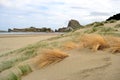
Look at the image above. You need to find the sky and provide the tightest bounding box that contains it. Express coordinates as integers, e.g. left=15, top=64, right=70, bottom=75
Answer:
left=0, top=0, right=120, bottom=30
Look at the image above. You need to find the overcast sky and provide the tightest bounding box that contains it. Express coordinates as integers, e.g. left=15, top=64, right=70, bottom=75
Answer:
left=0, top=0, right=120, bottom=30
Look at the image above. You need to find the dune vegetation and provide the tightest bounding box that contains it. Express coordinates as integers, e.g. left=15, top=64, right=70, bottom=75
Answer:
left=0, top=20, right=120, bottom=80
left=79, top=34, right=109, bottom=51
left=34, top=49, right=69, bottom=68
left=63, top=41, right=78, bottom=50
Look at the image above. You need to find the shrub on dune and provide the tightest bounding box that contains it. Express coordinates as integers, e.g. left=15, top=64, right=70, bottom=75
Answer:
left=80, top=34, right=109, bottom=51
left=35, top=49, right=69, bottom=68
left=63, top=41, right=78, bottom=50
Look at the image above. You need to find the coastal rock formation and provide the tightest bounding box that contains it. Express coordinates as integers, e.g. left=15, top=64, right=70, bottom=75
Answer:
left=8, top=19, right=82, bottom=32
left=8, top=27, right=53, bottom=32
left=107, top=13, right=120, bottom=21
left=56, top=19, right=82, bottom=32
left=67, top=19, right=82, bottom=29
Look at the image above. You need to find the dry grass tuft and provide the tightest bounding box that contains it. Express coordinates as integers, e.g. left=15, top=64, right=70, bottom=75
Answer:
left=105, top=36, right=120, bottom=46
left=110, top=44, right=120, bottom=53
left=79, top=34, right=109, bottom=51
left=63, top=41, right=78, bottom=50
left=104, top=36, right=120, bottom=53
left=35, top=49, right=69, bottom=68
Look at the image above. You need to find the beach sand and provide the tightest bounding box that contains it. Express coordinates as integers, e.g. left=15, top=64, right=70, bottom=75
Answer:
left=22, top=49, right=120, bottom=80
left=0, top=34, right=59, bottom=53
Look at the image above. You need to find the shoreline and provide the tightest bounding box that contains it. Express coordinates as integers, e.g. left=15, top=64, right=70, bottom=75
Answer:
left=0, top=33, right=60, bottom=53
left=0, top=32, right=64, bottom=34
left=0, top=32, right=63, bottom=38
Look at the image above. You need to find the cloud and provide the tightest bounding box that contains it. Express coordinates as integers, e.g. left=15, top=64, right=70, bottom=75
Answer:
left=70, top=6, right=87, bottom=10
left=0, top=0, right=120, bottom=30
left=90, top=12, right=111, bottom=16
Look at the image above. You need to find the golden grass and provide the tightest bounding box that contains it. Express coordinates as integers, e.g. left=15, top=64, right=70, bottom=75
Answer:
left=79, top=34, right=109, bottom=51
left=110, top=44, right=120, bottom=53
left=104, top=36, right=120, bottom=53
left=35, top=49, right=69, bottom=68
left=105, top=36, right=120, bottom=46
left=63, top=41, right=78, bottom=50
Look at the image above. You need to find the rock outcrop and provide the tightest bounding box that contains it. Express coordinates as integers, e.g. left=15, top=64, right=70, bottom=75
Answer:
left=67, top=19, right=82, bottom=29
left=56, top=19, right=82, bottom=32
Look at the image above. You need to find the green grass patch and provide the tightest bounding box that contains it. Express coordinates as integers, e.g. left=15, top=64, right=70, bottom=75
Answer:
left=114, top=24, right=120, bottom=28
left=23, top=49, right=36, bottom=57
left=1, top=72, right=20, bottom=80
left=108, top=20, right=117, bottom=23
left=84, top=27, right=100, bottom=33
left=93, top=22, right=104, bottom=27
left=0, top=55, right=31, bottom=72
left=7, top=72, right=20, bottom=80
left=18, top=64, right=32, bottom=76
left=0, top=61, right=13, bottom=72
left=100, top=27, right=116, bottom=32
left=0, top=64, right=32, bottom=80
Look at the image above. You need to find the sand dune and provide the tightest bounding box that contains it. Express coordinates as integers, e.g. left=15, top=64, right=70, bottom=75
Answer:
left=22, top=49, right=120, bottom=80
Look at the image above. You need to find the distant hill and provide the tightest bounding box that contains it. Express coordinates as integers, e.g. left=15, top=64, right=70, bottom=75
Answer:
left=106, top=13, right=120, bottom=21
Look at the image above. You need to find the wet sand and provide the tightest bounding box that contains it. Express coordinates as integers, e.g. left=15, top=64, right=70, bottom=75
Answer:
left=0, top=33, right=59, bottom=53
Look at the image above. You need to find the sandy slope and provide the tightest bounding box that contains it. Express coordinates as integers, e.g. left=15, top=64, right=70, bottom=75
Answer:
left=22, top=49, right=120, bottom=80
left=0, top=34, right=58, bottom=53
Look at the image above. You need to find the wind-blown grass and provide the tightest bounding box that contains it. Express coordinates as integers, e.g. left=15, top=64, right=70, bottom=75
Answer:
left=78, top=34, right=120, bottom=53
left=105, top=36, right=120, bottom=53
left=79, top=34, right=109, bottom=51
left=110, top=44, right=120, bottom=53
left=35, top=49, right=69, bottom=68
left=63, top=41, right=78, bottom=50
